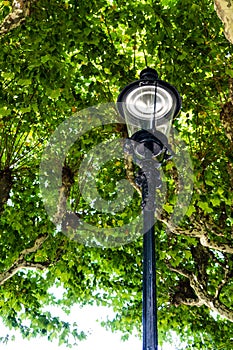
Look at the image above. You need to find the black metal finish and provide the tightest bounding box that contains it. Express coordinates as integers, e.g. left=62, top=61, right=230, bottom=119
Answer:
left=126, top=132, right=172, bottom=350
left=139, top=155, right=158, bottom=350
left=143, top=209, right=158, bottom=350
left=140, top=67, right=159, bottom=81
left=117, top=70, right=182, bottom=121
left=136, top=142, right=160, bottom=350
left=124, top=130, right=173, bottom=169
left=118, top=68, right=180, bottom=350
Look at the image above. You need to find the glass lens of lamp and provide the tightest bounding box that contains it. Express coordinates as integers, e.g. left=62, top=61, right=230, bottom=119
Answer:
left=122, top=84, right=177, bottom=137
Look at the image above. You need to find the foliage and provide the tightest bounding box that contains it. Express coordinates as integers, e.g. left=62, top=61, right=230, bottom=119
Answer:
left=0, top=0, right=233, bottom=349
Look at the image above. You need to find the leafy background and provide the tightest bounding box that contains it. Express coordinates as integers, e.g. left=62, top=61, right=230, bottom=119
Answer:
left=0, top=0, right=233, bottom=349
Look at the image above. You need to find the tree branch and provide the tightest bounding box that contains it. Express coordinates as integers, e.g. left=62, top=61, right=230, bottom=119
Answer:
left=190, top=273, right=233, bottom=322
left=166, top=261, right=192, bottom=279
left=167, top=263, right=233, bottom=322
left=0, top=234, right=49, bottom=286
left=0, top=169, right=12, bottom=213
left=53, top=164, right=75, bottom=226
left=199, top=234, right=233, bottom=254
left=215, top=0, right=233, bottom=44
left=0, top=0, right=37, bottom=36
left=124, top=153, right=141, bottom=196
left=162, top=218, right=233, bottom=254
left=214, top=270, right=230, bottom=300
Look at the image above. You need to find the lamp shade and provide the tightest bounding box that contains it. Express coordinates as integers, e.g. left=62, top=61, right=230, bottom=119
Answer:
left=117, top=68, right=181, bottom=137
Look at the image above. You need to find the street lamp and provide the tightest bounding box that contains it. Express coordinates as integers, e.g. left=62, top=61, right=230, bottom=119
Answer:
left=117, top=68, right=181, bottom=350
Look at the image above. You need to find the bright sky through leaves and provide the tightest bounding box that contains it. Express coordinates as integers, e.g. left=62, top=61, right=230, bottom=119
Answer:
left=1, top=304, right=179, bottom=350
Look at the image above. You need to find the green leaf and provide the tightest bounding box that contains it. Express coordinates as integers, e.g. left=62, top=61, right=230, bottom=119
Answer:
left=46, top=88, right=61, bottom=100
left=186, top=205, right=196, bottom=217
left=0, top=107, right=11, bottom=116
left=18, top=78, right=32, bottom=86
left=197, top=201, right=213, bottom=214
left=163, top=203, right=173, bottom=214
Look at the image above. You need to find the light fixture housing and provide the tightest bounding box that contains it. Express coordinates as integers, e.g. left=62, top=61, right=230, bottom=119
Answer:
left=117, top=68, right=181, bottom=138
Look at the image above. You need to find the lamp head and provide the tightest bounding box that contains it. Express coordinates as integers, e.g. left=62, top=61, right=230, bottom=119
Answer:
left=117, top=68, right=181, bottom=138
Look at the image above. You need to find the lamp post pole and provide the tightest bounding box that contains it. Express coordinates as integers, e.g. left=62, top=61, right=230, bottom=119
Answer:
left=143, top=205, right=158, bottom=350
left=136, top=141, right=162, bottom=350
left=141, top=155, right=158, bottom=350
left=117, top=68, right=181, bottom=350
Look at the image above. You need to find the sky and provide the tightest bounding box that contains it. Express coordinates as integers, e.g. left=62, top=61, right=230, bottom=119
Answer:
left=0, top=303, right=142, bottom=350
left=0, top=302, right=177, bottom=350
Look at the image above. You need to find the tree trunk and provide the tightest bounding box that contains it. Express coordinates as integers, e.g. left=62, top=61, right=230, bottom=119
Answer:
left=215, top=0, right=233, bottom=44
left=0, top=169, right=12, bottom=212
left=0, top=0, right=37, bottom=36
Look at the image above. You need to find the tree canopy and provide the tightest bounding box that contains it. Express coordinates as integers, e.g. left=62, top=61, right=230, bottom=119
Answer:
left=0, top=0, right=233, bottom=349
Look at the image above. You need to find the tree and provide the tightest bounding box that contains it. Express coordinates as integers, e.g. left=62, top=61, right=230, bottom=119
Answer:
left=215, top=0, right=233, bottom=44
left=0, top=0, right=232, bottom=348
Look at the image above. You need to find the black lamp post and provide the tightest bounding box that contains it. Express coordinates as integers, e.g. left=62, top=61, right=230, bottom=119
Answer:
left=117, top=68, right=181, bottom=350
